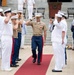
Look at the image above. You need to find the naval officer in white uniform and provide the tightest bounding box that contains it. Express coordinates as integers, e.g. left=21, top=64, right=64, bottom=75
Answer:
left=58, top=11, right=68, bottom=65
left=26, top=0, right=35, bottom=19
left=51, top=13, right=67, bottom=72
left=0, top=8, right=13, bottom=71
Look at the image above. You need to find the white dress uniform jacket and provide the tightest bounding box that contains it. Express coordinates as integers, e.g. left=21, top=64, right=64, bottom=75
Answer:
left=61, top=19, right=67, bottom=44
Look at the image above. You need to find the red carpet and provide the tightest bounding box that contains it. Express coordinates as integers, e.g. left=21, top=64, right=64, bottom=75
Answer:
left=15, top=55, right=53, bottom=75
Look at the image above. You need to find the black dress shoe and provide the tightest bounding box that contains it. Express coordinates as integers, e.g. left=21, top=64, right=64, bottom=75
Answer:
left=16, top=58, right=21, bottom=61
left=10, top=64, right=19, bottom=67
left=37, top=62, right=41, bottom=65
left=32, top=59, right=36, bottom=63
left=52, top=69, right=62, bottom=72
left=15, top=61, right=18, bottom=64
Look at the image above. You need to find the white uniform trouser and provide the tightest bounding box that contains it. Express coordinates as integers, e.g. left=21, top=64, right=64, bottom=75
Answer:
left=28, top=6, right=33, bottom=19
left=18, top=4, right=23, bottom=11
left=1, top=35, right=12, bottom=70
left=21, top=35, right=25, bottom=48
left=52, top=42, right=65, bottom=70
